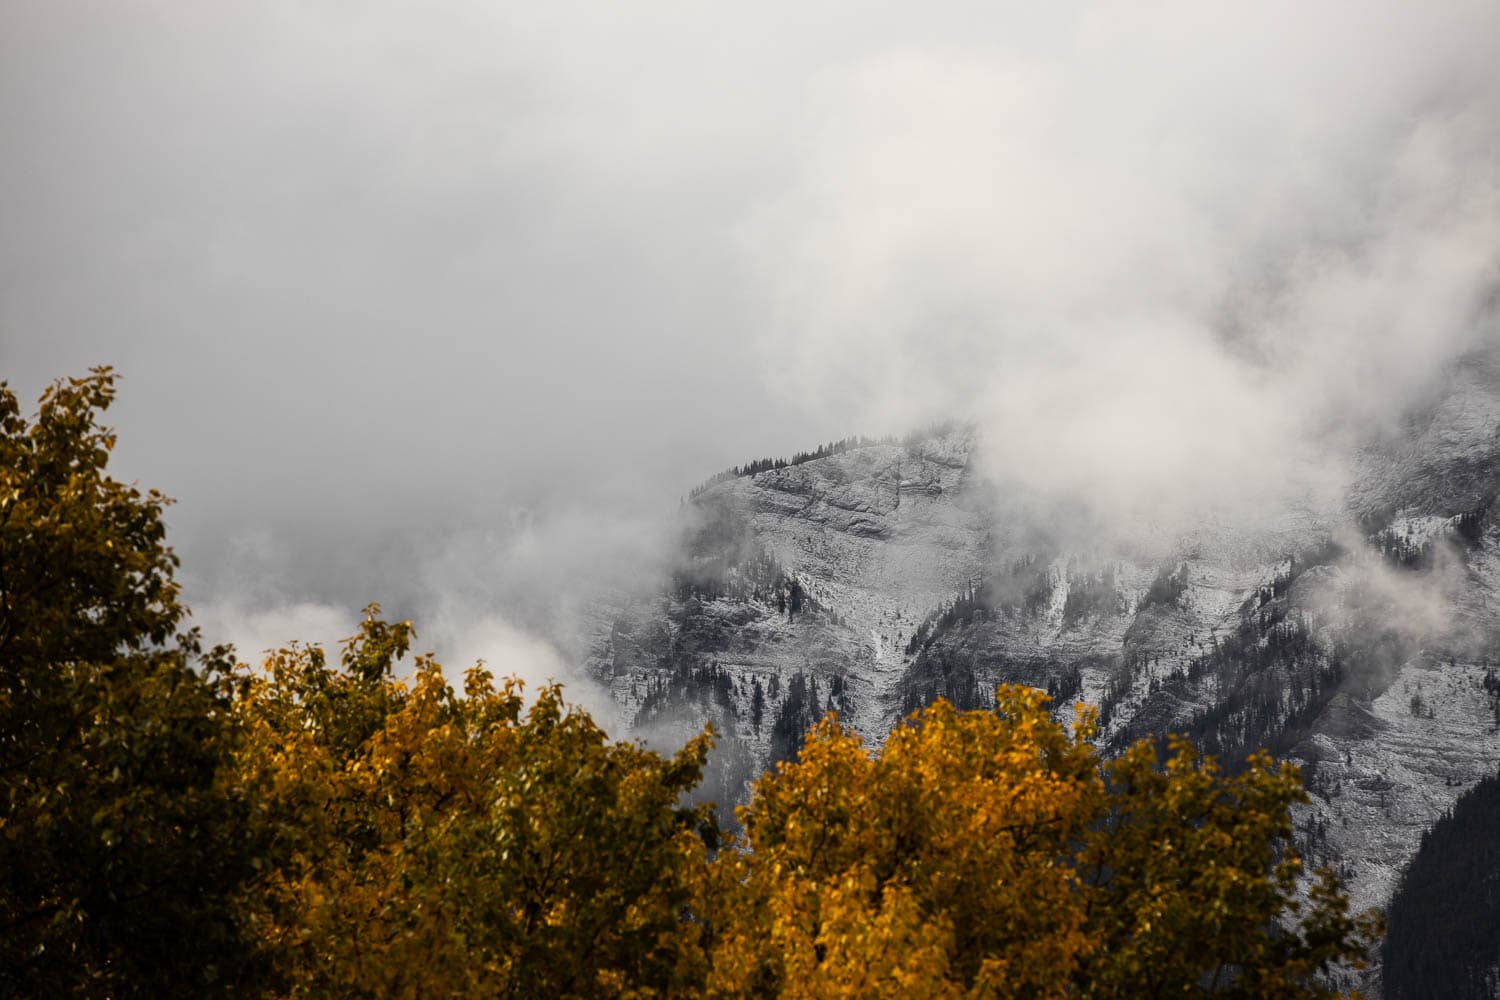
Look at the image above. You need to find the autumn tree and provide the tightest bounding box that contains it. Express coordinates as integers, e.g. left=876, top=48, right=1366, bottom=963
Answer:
left=0, top=369, right=260, bottom=996
left=699, top=687, right=1379, bottom=998
left=222, top=609, right=719, bottom=998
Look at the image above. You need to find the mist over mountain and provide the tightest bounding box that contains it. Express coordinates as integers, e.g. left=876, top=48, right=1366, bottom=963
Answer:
left=583, top=337, right=1500, bottom=993
left=5, top=1, right=1496, bottom=678
left=4, top=3, right=1499, bottom=994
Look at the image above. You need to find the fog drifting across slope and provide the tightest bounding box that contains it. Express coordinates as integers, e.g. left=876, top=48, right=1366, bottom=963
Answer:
left=183, top=505, right=673, bottom=727
left=2, top=2, right=1497, bottom=706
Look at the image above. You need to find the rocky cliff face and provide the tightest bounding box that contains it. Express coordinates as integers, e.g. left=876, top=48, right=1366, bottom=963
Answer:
left=583, top=428, right=994, bottom=806
left=582, top=343, right=1500, bottom=987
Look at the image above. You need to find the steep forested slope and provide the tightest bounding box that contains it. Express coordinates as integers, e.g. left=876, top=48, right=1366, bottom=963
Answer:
left=1383, top=765, right=1500, bottom=999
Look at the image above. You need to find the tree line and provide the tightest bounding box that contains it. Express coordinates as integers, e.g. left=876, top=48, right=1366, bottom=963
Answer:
left=686, top=435, right=901, bottom=500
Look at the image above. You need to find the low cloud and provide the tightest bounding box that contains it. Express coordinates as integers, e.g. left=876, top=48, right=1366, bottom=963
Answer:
left=185, top=503, right=674, bottom=729
left=745, top=3, right=1500, bottom=536
left=6, top=3, right=1498, bottom=717
left=192, top=598, right=351, bottom=665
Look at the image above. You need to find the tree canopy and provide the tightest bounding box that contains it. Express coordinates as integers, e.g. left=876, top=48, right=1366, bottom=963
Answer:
left=1, top=369, right=1379, bottom=997
left=1, top=369, right=256, bottom=995
left=702, top=690, right=1378, bottom=999
left=218, top=614, right=717, bottom=998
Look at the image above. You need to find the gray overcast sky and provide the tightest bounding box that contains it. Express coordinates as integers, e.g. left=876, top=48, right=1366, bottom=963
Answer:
left=2, top=2, right=1497, bottom=679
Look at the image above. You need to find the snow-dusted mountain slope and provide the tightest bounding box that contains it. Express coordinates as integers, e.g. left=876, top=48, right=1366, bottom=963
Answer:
left=581, top=342, right=1500, bottom=992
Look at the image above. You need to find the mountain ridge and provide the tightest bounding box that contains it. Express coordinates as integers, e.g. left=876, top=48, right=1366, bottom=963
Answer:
left=582, top=340, right=1500, bottom=994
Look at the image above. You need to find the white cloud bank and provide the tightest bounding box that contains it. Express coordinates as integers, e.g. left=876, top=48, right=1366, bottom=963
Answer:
left=7, top=1, right=1498, bottom=705
left=745, top=1, right=1500, bottom=529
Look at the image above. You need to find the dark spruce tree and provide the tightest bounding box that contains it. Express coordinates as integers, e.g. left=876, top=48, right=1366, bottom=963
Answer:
left=1383, top=769, right=1500, bottom=1000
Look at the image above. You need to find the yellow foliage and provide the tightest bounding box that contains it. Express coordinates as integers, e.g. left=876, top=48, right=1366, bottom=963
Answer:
left=3, top=369, right=1379, bottom=997
left=224, top=609, right=716, bottom=998
left=703, top=688, right=1380, bottom=999
left=224, top=636, right=1377, bottom=998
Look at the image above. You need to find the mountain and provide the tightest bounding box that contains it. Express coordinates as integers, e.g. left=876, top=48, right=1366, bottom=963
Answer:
left=581, top=341, right=1500, bottom=994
